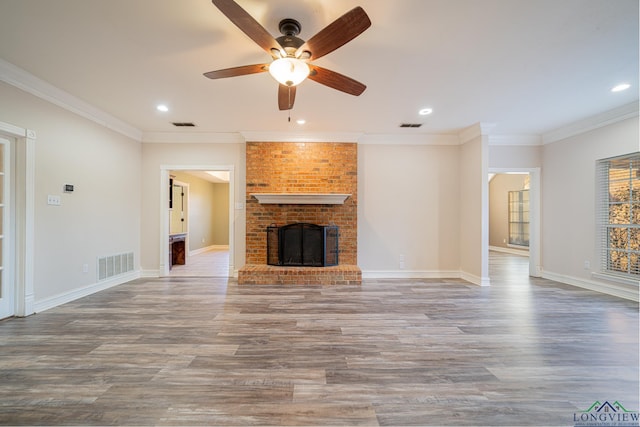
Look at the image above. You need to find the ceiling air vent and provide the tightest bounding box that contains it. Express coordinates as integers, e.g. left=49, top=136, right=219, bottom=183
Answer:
left=172, top=122, right=196, bottom=127
left=399, top=123, right=423, bottom=128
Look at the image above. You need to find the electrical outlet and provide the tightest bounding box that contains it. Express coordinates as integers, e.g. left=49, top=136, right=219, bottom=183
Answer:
left=82, top=264, right=89, bottom=273
left=399, top=254, right=405, bottom=270
left=584, top=260, right=591, bottom=270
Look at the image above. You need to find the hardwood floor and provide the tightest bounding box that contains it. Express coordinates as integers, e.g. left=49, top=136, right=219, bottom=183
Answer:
left=169, top=247, right=230, bottom=277
left=0, top=252, right=638, bottom=425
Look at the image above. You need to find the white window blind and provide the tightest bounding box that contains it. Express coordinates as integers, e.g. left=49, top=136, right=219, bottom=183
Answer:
left=596, top=152, right=640, bottom=279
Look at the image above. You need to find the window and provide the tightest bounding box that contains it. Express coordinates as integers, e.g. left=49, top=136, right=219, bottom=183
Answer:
left=508, top=189, right=529, bottom=247
left=597, top=153, right=640, bottom=279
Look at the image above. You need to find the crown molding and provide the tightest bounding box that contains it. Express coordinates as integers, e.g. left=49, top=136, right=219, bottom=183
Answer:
left=542, top=102, right=639, bottom=145
left=488, top=134, right=542, bottom=146
left=459, top=122, right=497, bottom=144
left=359, top=133, right=460, bottom=145
left=240, top=131, right=362, bottom=143
left=0, top=59, right=142, bottom=141
left=142, top=132, right=244, bottom=144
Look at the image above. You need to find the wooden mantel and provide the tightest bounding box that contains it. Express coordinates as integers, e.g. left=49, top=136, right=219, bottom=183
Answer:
left=251, top=193, right=351, bottom=205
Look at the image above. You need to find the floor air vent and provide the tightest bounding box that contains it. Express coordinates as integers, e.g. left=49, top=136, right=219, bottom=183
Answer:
left=98, top=252, right=134, bottom=281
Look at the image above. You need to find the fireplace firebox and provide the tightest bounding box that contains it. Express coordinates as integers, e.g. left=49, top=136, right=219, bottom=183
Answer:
left=267, top=223, right=339, bottom=267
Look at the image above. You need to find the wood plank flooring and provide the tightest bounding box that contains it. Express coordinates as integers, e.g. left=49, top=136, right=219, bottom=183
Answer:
left=169, top=247, right=229, bottom=277
left=0, top=252, right=638, bottom=425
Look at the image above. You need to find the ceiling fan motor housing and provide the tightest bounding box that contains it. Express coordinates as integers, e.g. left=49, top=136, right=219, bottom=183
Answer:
left=276, top=19, right=305, bottom=57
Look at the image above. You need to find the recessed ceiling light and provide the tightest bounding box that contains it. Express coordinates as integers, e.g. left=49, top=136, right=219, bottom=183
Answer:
left=419, top=108, right=433, bottom=116
left=296, top=119, right=306, bottom=125
left=156, top=104, right=169, bottom=112
left=611, top=83, right=631, bottom=93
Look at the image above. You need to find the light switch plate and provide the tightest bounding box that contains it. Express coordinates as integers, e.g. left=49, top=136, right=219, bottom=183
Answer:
left=47, top=195, right=61, bottom=206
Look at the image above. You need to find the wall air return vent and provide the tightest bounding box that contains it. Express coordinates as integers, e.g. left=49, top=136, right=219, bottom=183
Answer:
left=399, top=123, right=423, bottom=128
left=172, top=122, right=196, bottom=127
left=98, top=252, right=134, bottom=281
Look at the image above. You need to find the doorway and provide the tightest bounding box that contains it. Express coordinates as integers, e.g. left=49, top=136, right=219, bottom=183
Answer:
left=0, top=137, right=14, bottom=318
left=487, top=168, right=541, bottom=279
left=160, top=165, right=234, bottom=277
left=0, top=121, right=36, bottom=318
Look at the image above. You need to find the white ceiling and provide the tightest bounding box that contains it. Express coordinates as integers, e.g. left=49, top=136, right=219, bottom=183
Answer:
left=0, top=0, right=637, bottom=138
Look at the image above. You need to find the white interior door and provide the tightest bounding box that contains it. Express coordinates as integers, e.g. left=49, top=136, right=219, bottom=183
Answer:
left=0, top=137, right=13, bottom=319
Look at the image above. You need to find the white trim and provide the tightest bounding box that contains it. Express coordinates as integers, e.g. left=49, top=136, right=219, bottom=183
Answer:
left=358, top=134, right=461, bottom=146
left=160, top=165, right=235, bottom=278
left=0, top=121, right=28, bottom=137
left=488, top=135, right=542, bottom=146
left=34, top=271, right=141, bottom=313
left=489, top=168, right=542, bottom=278
left=0, top=136, right=14, bottom=319
left=251, top=193, right=350, bottom=205
left=461, top=271, right=491, bottom=287
left=0, top=120, right=36, bottom=317
left=142, top=132, right=244, bottom=144
left=0, top=59, right=142, bottom=141
left=362, top=270, right=462, bottom=280
left=363, top=269, right=489, bottom=286
left=190, top=245, right=229, bottom=256
left=592, top=272, right=640, bottom=287
left=489, top=245, right=529, bottom=256
left=140, top=269, right=160, bottom=278
left=241, top=131, right=362, bottom=143
left=542, top=102, right=639, bottom=145
left=542, top=270, right=639, bottom=302
left=459, top=122, right=497, bottom=144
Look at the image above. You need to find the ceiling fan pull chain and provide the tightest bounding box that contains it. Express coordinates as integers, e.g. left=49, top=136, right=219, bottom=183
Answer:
left=288, top=87, right=292, bottom=122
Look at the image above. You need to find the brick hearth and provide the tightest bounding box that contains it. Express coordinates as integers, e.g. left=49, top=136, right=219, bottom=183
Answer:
left=238, top=264, right=362, bottom=285
left=239, top=141, right=361, bottom=285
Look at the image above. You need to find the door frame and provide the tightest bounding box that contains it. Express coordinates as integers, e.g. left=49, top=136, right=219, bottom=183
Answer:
left=488, top=167, right=542, bottom=277
left=159, top=165, right=235, bottom=277
left=0, top=120, right=36, bottom=317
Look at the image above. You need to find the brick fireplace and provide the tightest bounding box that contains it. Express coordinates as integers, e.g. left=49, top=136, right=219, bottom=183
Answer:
left=238, top=141, right=361, bottom=285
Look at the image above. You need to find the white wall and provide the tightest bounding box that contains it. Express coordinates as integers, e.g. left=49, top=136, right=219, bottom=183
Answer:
left=0, top=82, right=141, bottom=308
left=489, top=145, right=541, bottom=169
left=358, top=143, right=461, bottom=277
left=459, top=135, right=489, bottom=285
left=140, top=143, right=245, bottom=275
left=542, top=116, right=639, bottom=299
left=212, top=183, right=230, bottom=246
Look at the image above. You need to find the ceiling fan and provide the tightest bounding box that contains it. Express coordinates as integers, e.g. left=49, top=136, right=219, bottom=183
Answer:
left=204, top=0, right=371, bottom=111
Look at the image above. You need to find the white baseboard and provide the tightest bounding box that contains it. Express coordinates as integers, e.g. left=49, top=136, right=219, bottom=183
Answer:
left=33, top=270, right=141, bottom=313
left=362, top=269, right=490, bottom=286
left=461, top=271, right=491, bottom=286
left=140, top=269, right=160, bottom=278
left=489, top=245, right=529, bottom=256
left=189, top=245, right=229, bottom=256
left=362, top=270, right=461, bottom=280
left=542, top=270, right=639, bottom=302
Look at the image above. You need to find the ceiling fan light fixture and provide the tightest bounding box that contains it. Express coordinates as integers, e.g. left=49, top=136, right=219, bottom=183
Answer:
left=269, top=57, right=310, bottom=87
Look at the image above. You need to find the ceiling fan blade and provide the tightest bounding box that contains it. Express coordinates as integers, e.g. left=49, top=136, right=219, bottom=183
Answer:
left=295, top=6, right=371, bottom=61
left=278, top=85, right=296, bottom=110
left=211, top=0, right=283, bottom=56
left=204, top=63, right=269, bottom=79
left=308, top=65, right=366, bottom=96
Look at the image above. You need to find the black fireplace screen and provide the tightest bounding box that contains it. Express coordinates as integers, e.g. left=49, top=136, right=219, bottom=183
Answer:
left=267, top=223, right=339, bottom=267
